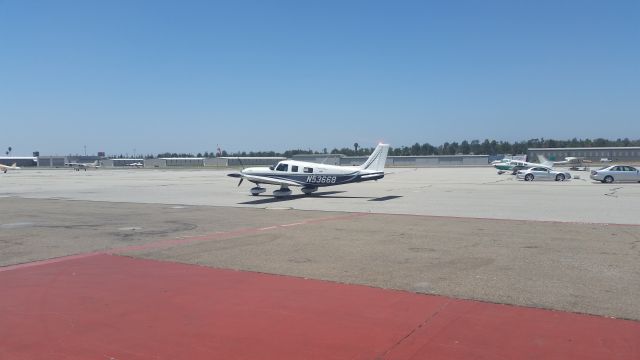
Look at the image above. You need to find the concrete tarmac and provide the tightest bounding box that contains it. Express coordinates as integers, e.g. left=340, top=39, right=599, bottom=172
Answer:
left=1, top=167, right=640, bottom=224
left=2, top=168, right=640, bottom=358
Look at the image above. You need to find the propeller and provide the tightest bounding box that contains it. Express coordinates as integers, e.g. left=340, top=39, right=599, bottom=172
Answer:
left=227, top=172, right=244, bottom=187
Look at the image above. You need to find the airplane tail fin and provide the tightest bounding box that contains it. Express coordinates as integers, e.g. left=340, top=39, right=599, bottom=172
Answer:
left=359, top=143, right=389, bottom=172
left=537, top=155, right=554, bottom=168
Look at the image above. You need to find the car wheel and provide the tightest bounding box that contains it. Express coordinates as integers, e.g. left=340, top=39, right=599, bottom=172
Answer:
left=604, top=175, right=614, bottom=183
left=555, top=174, right=565, bottom=181
left=525, top=174, right=534, bottom=181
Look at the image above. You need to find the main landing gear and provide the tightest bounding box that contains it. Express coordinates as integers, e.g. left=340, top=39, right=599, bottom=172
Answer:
left=301, top=186, right=318, bottom=195
left=273, top=186, right=292, bottom=198
left=248, top=185, right=315, bottom=197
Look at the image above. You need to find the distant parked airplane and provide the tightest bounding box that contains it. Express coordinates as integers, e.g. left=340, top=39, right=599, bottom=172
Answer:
left=228, top=143, right=390, bottom=197
left=0, top=163, right=20, bottom=173
left=493, top=158, right=554, bottom=174
left=66, top=160, right=100, bottom=171
left=126, top=162, right=143, bottom=168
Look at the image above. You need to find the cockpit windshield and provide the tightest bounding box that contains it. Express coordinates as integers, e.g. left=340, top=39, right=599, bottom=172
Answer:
left=275, top=163, right=288, bottom=172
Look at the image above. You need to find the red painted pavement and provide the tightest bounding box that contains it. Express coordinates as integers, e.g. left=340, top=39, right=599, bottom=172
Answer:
left=1, top=255, right=638, bottom=360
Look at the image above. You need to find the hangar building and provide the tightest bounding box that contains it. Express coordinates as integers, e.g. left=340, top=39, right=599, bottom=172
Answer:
left=292, top=154, right=489, bottom=167
left=528, top=147, right=640, bottom=163
left=0, top=157, right=38, bottom=167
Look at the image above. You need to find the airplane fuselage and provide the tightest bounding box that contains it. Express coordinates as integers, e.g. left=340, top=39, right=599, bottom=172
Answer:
left=229, top=143, right=390, bottom=197
left=242, top=160, right=384, bottom=187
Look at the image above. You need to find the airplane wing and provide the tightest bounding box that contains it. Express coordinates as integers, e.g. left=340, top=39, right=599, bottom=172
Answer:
left=228, top=173, right=301, bottom=187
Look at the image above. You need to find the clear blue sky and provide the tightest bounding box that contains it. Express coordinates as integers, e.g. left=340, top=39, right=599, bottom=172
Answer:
left=1, top=0, right=638, bottom=155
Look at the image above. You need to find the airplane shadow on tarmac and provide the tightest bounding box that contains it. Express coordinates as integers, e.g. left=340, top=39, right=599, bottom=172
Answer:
left=238, top=191, right=402, bottom=205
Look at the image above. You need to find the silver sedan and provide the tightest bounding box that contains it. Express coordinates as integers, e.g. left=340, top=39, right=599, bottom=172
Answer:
left=516, top=167, right=571, bottom=181
left=590, top=165, right=640, bottom=183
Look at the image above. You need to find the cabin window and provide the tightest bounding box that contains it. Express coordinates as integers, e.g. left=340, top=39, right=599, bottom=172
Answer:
left=276, top=163, right=288, bottom=172
left=292, top=165, right=299, bottom=172
left=303, top=167, right=313, bottom=173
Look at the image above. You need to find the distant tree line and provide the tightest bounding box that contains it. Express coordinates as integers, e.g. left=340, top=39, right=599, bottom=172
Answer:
left=140, top=138, right=640, bottom=159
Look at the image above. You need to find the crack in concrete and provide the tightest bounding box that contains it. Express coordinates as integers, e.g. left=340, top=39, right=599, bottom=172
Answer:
left=604, top=187, right=623, bottom=198
left=376, top=299, right=452, bottom=359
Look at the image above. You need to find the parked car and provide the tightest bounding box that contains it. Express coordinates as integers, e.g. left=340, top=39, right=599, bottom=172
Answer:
left=590, top=165, right=640, bottom=183
left=516, top=167, right=571, bottom=181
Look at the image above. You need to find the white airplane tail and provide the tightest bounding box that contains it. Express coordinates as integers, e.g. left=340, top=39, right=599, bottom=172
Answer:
left=537, top=155, right=554, bottom=168
left=360, top=143, right=389, bottom=172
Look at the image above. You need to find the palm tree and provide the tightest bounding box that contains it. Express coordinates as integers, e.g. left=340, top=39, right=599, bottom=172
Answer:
left=354, top=142, right=359, bottom=154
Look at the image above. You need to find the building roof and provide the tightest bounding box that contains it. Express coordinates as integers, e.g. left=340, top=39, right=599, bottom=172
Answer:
left=219, top=157, right=286, bottom=160
left=529, top=147, right=640, bottom=151
left=159, top=158, right=205, bottom=160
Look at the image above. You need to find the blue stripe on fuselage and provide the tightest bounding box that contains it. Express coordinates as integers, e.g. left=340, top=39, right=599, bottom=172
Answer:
left=247, top=172, right=383, bottom=186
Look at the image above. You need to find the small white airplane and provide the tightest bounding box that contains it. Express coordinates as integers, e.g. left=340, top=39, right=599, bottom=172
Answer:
left=493, top=158, right=554, bottom=174
left=66, top=160, right=100, bottom=171
left=0, top=163, right=20, bottom=173
left=538, top=155, right=592, bottom=170
left=228, top=143, right=390, bottom=197
left=126, top=162, right=144, bottom=168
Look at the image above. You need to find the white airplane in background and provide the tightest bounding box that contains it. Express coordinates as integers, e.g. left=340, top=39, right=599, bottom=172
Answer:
left=228, top=143, right=390, bottom=197
left=493, top=158, right=555, bottom=174
left=539, top=155, right=592, bottom=169
left=126, top=162, right=143, bottom=168
left=0, top=163, right=20, bottom=173
left=66, top=160, right=100, bottom=171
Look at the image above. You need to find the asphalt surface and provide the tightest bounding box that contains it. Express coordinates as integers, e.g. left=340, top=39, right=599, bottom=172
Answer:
left=2, top=195, right=639, bottom=320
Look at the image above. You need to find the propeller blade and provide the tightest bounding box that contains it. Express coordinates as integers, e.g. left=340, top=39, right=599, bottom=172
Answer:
left=237, top=178, right=243, bottom=187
